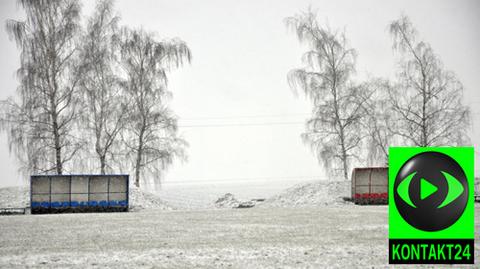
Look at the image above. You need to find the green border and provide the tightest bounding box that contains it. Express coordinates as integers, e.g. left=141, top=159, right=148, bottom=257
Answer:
left=389, top=147, right=474, bottom=239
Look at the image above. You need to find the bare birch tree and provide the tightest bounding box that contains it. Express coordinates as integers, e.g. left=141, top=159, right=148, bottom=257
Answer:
left=388, top=16, right=470, bottom=147
left=286, top=10, right=368, bottom=180
left=120, top=28, right=191, bottom=187
left=361, top=79, right=395, bottom=166
left=0, top=97, right=44, bottom=177
left=2, top=0, right=82, bottom=175
left=79, top=0, right=126, bottom=174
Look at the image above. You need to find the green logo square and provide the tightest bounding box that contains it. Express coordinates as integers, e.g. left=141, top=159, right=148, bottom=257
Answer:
left=388, top=147, right=474, bottom=264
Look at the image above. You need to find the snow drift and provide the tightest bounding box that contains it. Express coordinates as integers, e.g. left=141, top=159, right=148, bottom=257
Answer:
left=260, top=180, right=351, bottom=207
left=214, top=193, right=240, bottom=208
left=0, top=186, right=29, bottom=208
left=129, top=187, right=174, bottom=210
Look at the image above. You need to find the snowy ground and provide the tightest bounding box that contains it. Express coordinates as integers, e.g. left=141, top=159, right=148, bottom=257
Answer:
left=157, top=179, right=315, bottom=209
left=0, top=187, right=29, bottom=208
left=128, top=187, right=174, bottom=211
left=0, top=206, right=479, bottom=268
left=0, top=179, right=343, bottom=210
left=260, top=180, right=350, bottom=207
left=0, top=182, right=478, bottom=268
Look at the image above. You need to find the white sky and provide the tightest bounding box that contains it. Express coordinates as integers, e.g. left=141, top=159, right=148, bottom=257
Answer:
left=0, top=0, right=479, bottom=187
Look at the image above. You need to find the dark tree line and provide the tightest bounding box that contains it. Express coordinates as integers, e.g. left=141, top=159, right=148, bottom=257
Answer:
left=1, top=0, right=191, bottom=188
left=286, top=10, right=470, bottom=180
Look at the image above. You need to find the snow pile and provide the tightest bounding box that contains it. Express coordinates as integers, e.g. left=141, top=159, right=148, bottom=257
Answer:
left=0, top=186, right=29, bottom=208
left=260, top=180, right=351, bottom=207
left=125, top=187, right=174, bottom=211
left=0, top=185, right=173, bottom=211
left=215, top=193, right=240, bottom=208
left=214, top=193, right=265, bottom=209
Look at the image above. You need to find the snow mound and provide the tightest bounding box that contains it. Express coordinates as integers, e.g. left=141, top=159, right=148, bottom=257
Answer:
left=214, top=193, right=265, bottom=209
left=215, top=193, right=240, bottom=208
left=0, top=186, right=173, bottom=211
left=0, top=186, right=29, bottom=208
left=129, top=187, right=174, bottom=211
left=260, top=180, right=351, bottom=208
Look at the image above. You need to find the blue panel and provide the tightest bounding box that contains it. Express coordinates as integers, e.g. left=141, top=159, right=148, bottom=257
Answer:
left=71, top=201, right=79, bottom=207
left=40, top=202, right=50, bottom=208
left=108, top=200, right=118, bottom=206
left=31, top=202, right=41, bottom=208
left=99, top=200, right=108, bottom=207
left=51, top=202, right=61, bottom=208
left=88, top=201, right=98, bottom=207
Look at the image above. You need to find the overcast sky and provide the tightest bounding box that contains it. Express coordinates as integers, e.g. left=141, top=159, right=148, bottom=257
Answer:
left=0, top=0, right=479, bottom=188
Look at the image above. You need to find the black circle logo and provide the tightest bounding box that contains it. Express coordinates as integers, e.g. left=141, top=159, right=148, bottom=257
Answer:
left=394, top=151, right=468, bottom=231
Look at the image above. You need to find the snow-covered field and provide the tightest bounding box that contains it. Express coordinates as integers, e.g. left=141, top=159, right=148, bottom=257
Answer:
left=0, top=179, right=346, bottom=210
left=157, top=179, right=316, bottom=209
left=0, top=182, right=479, bottom=268
left=0, top=206, right=479, bottom=268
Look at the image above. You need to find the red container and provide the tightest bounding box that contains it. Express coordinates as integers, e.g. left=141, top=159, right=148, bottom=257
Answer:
left=351, top=167, right=388, bottom=205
